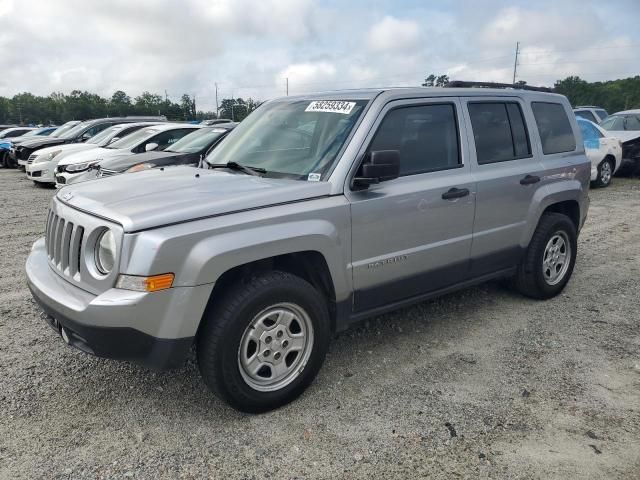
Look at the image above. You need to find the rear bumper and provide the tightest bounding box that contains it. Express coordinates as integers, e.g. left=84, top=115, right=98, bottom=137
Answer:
left=25, top=238, right=212, bottom=369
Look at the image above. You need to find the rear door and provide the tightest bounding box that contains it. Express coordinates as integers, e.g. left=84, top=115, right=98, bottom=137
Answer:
left=462, top=97, right=545, bottom=275
left=346, top=98, right=476, bottom=312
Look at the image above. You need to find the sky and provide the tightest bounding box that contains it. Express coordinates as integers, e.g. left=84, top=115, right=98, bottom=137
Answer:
left=0, top=0, right=638, bottom=111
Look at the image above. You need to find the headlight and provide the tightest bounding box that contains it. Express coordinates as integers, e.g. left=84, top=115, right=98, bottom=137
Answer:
left=126, top=163, right=155, bottom=173
left=95, top=229, right=116, bottom=274
left=34, top=150, right=62, bottom=164
left=66, top=161, right=98, bottom=173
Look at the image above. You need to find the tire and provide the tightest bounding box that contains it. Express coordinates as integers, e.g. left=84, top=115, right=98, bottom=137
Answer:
left=592, top=157, right=613, bottom=188
left=197, top=271, right=330, bottom=413
left=512, top=213, right=577, bottom=300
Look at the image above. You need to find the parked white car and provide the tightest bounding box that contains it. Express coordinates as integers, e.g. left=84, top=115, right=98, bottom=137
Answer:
left=26, top=122, right=162, bottom=185
left=599, top=109, right=640, bottom=176
left=573, top=106, right=609, bottom=124
left=576, top=117, right=622, bottom=187
left=55, top=123, right=201, bottom=187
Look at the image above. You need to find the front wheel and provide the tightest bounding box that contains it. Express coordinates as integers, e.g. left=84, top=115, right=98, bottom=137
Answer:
left=512, top=213, right=577, bottom=299
left=197, top=271, right=330, bottom=413
left=593, top=158, right=613, bottom=187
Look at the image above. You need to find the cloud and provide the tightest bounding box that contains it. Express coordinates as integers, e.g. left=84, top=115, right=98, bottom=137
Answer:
left=367, top=16, right=420, bottom=53
left=0, top=0, right=637, bottom=110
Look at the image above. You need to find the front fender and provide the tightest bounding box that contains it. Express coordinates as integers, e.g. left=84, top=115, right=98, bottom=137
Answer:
left=183, top=219, right=351, bottom=299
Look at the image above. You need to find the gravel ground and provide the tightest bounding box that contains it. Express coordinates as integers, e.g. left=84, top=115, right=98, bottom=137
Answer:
left=0, top=169, right=639, bottom=480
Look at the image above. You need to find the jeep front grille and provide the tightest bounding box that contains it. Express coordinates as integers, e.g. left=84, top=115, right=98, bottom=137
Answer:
left=45, top=210, right=84, bottom=278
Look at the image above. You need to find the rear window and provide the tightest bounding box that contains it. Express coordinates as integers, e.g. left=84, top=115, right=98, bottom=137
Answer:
left=574, top=110, right=597, bottom=123
left=468, top=102, right=531, bottom=164
left=532, top=102, right=576, bottom=155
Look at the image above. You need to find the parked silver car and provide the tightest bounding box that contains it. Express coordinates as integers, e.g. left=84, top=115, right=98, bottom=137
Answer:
left=26, top=85, right=590, bottom=412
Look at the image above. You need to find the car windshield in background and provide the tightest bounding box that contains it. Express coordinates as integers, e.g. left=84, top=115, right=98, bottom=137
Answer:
left=601, top=114, right=640, bottom=131
left=107, top=128, right=160, bottom=149
left=205, top=99, right=368, bottom=179
left=86, top=126, right=123, bottom=146
left=60, top=121, right=92, bottom=139
left=595, top=109, right=608, bottom=120
left=49, top=122, right=79, bottom=138
left=165, top=128, right=228, bottom=153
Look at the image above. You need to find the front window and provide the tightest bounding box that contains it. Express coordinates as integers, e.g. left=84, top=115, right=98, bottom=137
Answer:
left=205, top=99, right=368, bottom=179
left=165, top=128, right=228, bottom=153
left=107, top=128, right=160, bottom=150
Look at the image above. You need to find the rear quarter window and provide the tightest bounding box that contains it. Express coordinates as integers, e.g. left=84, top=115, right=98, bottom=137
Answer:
left=532, top=102, right=576, bottom=155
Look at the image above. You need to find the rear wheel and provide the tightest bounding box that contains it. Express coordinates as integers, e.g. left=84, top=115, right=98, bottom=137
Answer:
left=593, top=157, right=613, bottom=187
left=512, top=213, right=577, bottom=299
left=197, top=271, right=330, bottom=413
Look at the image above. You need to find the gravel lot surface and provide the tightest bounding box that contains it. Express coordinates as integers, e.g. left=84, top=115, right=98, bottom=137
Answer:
left=0, top=169, right=639, bottom=480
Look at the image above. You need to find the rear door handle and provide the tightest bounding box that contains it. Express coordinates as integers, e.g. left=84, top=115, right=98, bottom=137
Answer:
left=442, top=187, right=470, bottom=200
left=520, top=174, right=540, bottom=185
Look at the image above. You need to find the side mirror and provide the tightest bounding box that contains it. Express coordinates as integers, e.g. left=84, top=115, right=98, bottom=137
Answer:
left=80, top=132, right=92, bottom=142
left=353, top=150, right=400, bottom=189
left=108, top=137, right=120, bottom=145
left=145, top=142, right=159, bottom=152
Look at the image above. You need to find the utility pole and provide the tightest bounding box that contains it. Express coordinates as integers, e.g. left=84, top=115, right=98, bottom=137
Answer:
left=215, top=82, right=219, bottom=118
left=512, top=41, right=520, bottom=84
left=286, top=77, right=289, bottom=96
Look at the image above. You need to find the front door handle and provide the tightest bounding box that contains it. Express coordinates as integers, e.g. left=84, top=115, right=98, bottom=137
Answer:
left=442, top=187, right=470, bottom=200
left=520, top=174, right=540, bottom=185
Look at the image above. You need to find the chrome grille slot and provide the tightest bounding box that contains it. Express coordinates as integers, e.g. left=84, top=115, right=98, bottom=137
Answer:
left=69, top=226, right=84, bottom=276
left=45, top=211, right=55, bottom=257
left=53, top=217, right=65, bottom=266
left=60, top=221, right=74, bottom=271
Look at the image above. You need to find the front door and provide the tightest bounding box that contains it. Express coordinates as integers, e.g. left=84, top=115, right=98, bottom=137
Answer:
left=345, top=98, right=476, bottom=313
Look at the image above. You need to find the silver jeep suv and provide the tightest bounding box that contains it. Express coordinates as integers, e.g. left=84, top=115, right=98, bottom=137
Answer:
left=26, top=85, right=590, bottom=412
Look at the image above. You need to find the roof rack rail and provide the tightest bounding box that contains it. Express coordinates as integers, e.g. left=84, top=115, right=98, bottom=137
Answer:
left=444, top=80, right=554, bottom=93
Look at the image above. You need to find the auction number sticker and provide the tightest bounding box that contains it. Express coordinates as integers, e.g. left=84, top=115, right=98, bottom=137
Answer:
left=305, top=100, right=356, bottom=114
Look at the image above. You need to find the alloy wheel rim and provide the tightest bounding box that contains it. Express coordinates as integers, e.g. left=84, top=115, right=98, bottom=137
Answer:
left=238, top=302, right=314, bottom=392
left=542, top=231, right=571, bottom=286
left=601, top=161, right=612, bottom=185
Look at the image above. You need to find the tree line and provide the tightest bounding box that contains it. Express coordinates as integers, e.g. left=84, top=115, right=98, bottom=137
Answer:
left=3, top=75, right=639, bottom=125
left=0, top=90, right=262, bottom=125
left=421, top=73, right=640, bottom=114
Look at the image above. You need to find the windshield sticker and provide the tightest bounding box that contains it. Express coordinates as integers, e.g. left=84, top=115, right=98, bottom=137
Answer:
left=305, top=101, right=356, bottom=115
left=307, top=172, right=321, bottom=182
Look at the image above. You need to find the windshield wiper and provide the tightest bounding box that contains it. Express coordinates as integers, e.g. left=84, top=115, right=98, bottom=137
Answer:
left=207, top=161, right=266, bottom=176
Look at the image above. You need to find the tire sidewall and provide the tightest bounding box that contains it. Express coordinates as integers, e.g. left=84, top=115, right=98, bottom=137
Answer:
left=597, top=158, right=613, bottom=187
left=531, top=216, right=577, bottom=297
left=202, top=277, right=330, bottom=412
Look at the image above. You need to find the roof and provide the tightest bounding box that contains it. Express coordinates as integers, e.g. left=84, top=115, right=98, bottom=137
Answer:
left=612, top=109, right=640, bottom=115
left=574, top=106, right=604, bottom=109
left=275, top=86, right=566, bottom=103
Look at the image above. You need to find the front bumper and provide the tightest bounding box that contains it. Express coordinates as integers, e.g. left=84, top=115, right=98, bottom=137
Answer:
left=55, top=169, right=95, bottom=187
left=25, top=238, right=211, bottom=369
left=26, top=162, right=56, bottom=183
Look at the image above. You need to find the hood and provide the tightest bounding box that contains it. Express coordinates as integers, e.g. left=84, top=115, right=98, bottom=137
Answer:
left=17, top=137, right=67, bottom=149
left=57, top=147, right=129, bottom=166
left=99, top=150, right=189, bottom=171
left=31, top=143, right=95, bottom=159
left=57, top=167, right=332, bottom=232
left=603, top=130, right=640, bottom=143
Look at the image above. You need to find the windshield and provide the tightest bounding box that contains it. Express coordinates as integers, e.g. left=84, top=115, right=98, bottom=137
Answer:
left=107, top=127, right=160, bottom=149
left=87, top=125, right=123, bottom=146
left=165, top=128, right=228, bottom=153
left=601, top=114, right=640, bottom=131
left=60, top=121, right=92, bottom=139
left=49, top=122, right=80, bottom=138
left=205, top=99, right=368, bottom=179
